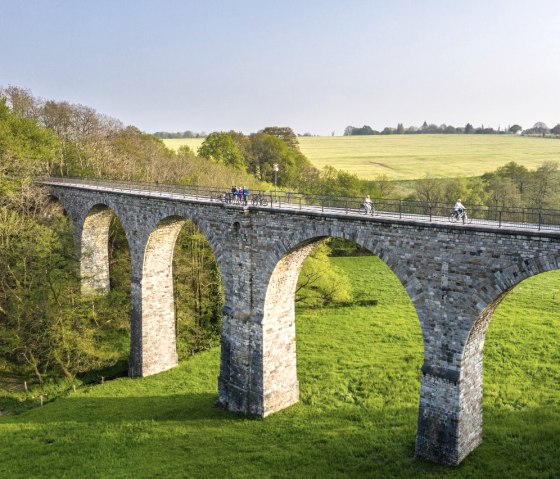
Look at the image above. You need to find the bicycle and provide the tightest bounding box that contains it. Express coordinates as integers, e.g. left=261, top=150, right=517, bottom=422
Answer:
left=221, top=192, right=233, bottom=204
left=251, top=194, right=268, bottom=206
left=449, top=209, right=470, bottom=224
left=363, top=202, right=375, bottom=216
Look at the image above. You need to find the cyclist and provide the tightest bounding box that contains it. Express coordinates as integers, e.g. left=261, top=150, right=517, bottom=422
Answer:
left=363, top=195, right=373, bottom=215
left=453, top=199, right=466, bottom=219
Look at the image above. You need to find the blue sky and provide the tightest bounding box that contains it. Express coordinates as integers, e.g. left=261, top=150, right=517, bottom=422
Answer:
left=1, top=0, right=559, bottom=135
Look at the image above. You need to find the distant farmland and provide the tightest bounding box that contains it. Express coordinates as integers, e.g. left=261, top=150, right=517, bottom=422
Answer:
left=163, top=135, right=560, bottom=181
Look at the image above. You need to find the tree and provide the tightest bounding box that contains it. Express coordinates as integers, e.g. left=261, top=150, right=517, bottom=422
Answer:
left=527, top=161, right=559, bottom=209
left=177, top=144, right=194, bottom=157
left=484, top=176, right=522, bottom=208
left=247, top=132, right=313, bottom=187
left=307, top=165, right=363, bottom=197
left=550, top=124, right=560, bottom=136
left=414, top=175, right=444, bottom=207
left=198, top=132, right=246, bottom=170
left=1, top=86, right=38, bottom=119
left=509, top=124, right=522, bottom=134
left=343, top=126, right=354, bottom=136
left=396, top=123, right=405, bottom=134
left=524, top=122, right=550, bottom=136
left=260, top=127, right=299, bottom=150
left=0, top=98, right=60, bottom=177
left=349, top=125, right=377, bottom=135
left=464, top=123, right=474, bottom=134
left=441, top=177, right=470, bottom=204
left=494, top=161, right=529, bottom=194
left=295, top=243, right=353, bottom=307
left=370, top=174, right=396, bottom=199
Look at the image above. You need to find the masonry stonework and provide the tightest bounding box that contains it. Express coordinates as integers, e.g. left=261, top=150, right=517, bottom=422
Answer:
left=80, top=204, right=113, bottom=294
left=47, top=183, right=560, bottom=466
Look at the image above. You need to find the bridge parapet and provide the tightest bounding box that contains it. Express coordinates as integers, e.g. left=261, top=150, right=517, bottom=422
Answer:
left=38, top=176, right=560, bottom=232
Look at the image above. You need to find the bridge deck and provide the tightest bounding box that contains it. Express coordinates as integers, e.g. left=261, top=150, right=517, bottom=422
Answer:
left=39, top=178, right=560, bottom=236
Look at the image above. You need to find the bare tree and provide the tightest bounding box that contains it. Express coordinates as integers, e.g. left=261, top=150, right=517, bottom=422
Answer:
left=415, top=175, right=444, bottom=207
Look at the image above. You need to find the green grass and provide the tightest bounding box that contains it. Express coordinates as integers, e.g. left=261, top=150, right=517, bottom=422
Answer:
left=1, top=256, right=558, bottom=478
left=164, top=135, right=560, bottom=181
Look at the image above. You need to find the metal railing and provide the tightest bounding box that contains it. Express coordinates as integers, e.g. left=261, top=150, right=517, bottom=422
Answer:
left=36, top=176, right=560, bottom=232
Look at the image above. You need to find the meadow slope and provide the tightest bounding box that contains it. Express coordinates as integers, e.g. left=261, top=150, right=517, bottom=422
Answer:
left=1, top=256, right=558, bottom=478
left=164, top=135, right=560, bottom=181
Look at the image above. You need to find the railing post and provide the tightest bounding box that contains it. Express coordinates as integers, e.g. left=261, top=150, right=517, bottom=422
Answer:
left=429, top=206, right=432, bottom=222
left=539, top=213, right=542, bottom=231
left=399, top=200, right=402, bottom=219
left=499, top=210, right=502, bottom=228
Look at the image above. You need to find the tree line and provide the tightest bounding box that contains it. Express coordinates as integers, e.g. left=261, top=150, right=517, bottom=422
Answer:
left=153, top=130, right=207, bottom=139
left=344, top=121, right=560, bottom=136
left=412, top=161, right=559, bottom=211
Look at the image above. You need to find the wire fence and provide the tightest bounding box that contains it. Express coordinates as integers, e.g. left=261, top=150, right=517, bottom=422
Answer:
left=37, top=176, right=560, bottom=232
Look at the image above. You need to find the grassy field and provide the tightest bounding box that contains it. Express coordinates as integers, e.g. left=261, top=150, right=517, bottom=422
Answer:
left=164, top=135, right=560, bottom=181
left=1, top=256, right=558, bottom=478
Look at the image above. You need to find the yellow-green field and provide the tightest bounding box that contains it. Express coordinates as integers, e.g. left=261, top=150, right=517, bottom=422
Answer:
left=164, top=135, right=560, bottom=181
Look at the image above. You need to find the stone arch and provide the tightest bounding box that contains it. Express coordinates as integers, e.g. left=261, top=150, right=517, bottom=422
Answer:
left=427, top=253, right=560, bottom=465
left=259, top=229, right=423, bottom=416
left=461, top=254, right=560, bottom=387
left=261, top=237, right=326, bottom=414
left=135, top=215, right=187, bottom=377
left=128, top=207, right=226, bottom=378
left=81, top=203, right=126, bottom=295
left=465, top=253, right=560, bottom=354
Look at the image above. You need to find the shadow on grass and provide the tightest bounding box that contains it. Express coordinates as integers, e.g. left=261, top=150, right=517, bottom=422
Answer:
left=1, top=392, right=245, bottom=424
left=1, top=394, right=559, bottom=478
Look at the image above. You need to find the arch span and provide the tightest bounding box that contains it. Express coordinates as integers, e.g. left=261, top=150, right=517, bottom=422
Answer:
left=130, top=215, right=186, bottom=377
left=129, top=212, right=224, bottom=377
left=81, top=204, right=114, bottom=295
left=261, top=238, right=325, bottom=415
left=227, top=232, right=424, bottom=418
left=449, top=254, right=560, bottom=460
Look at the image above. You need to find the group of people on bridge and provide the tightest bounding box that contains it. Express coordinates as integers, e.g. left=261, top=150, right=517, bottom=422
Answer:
left=223, top=185, right=250, bottom=205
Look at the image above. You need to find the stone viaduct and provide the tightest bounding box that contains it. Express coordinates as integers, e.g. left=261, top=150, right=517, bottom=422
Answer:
left=43, top=179, right=560, bottom=466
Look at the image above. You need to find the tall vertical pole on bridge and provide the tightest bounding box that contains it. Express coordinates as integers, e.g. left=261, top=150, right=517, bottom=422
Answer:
left=273, top=163, right=279, bottom=202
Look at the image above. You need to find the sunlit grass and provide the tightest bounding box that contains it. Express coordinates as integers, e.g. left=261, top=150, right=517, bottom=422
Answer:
left=297, top=135, right=560, bottom=180
left=164, top=135, right=560, bottom=181
left=1, top=256, right=558, bottom=478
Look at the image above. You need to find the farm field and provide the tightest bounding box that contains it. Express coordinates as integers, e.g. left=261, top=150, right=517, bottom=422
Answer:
left=1, top=256, right=558, bottom=478
left=163, top=135, right=560, bottom=181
